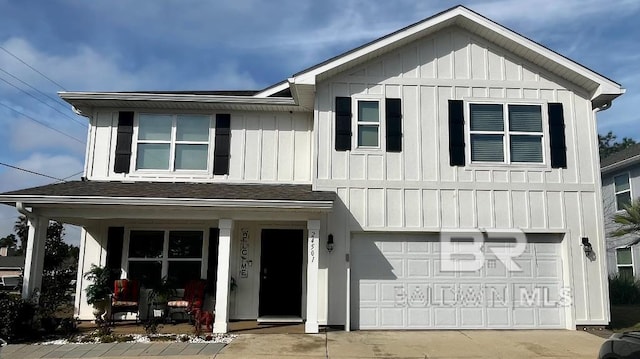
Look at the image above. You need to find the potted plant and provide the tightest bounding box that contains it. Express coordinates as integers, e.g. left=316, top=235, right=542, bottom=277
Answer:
left=83, top=265, right=112, bottom=322
left=148, top=277, right=177, bottom=318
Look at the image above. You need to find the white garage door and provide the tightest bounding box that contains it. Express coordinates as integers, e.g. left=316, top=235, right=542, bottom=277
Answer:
left=351, top=233, right=566, bottom=330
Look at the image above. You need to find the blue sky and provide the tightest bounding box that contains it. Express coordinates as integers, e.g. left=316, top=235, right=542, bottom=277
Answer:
left=0, top=0, right=639, bottom=245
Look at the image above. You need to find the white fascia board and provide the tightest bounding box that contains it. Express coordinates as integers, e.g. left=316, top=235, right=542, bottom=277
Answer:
left=59, top=92, right=296, bottom=106
left=254, top=81, right=290, bottom=98
left=1, top=195, right=334, bottom=211
left=289, top=6, right=623, bottom=98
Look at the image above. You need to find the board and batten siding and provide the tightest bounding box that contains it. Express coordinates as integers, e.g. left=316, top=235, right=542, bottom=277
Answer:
left=316, top=27, right=608, bottom=326
left=85, top=110, right=313, bottom=183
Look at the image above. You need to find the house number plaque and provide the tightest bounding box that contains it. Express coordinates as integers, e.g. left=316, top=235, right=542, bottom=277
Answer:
left=310, top=231, right=316, bottom=262
left=240, top=228, right=249, bottom=278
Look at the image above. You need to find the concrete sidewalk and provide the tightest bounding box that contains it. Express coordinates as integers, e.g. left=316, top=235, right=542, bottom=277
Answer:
left=216, top=330, right=606, bottom=358
left=1, top=330, right=607, bottom=358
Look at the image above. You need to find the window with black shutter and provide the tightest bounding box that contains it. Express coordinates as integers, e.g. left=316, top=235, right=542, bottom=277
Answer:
left=213, top=114, right=231, bottom=175
left=114, top=111, right=134, bottom=173
left=335, top=97, right=352, bottom=151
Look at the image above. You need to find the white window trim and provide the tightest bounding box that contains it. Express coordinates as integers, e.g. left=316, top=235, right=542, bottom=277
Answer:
left=464, top=99, right=551, bottom=169
left=121, top=227, right=210, bottom=282
left=131, top=113, right=213, bottom=174
left=352, top=96, right=385, bottom=152
left=614, top=172, right=632, bottom=212
left=616, top=246, right=634, bottom=276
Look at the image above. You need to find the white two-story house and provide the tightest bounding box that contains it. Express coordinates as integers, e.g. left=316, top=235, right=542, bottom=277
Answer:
left=0, top=6, right=624, bottom=332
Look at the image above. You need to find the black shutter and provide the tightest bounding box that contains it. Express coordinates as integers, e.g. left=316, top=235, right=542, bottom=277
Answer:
left=114, top=111, right=134, bottom=173
left=106, top=227, right=124, bottom=283
left=386, top=98, right=402, bottom=152
left=548, top=103, right=567, bottom=168
left=335, top=97, right=352, bottom=151
left=213, top=114, right=231, bottom=175
left=448, top=100, right=465, bottom=166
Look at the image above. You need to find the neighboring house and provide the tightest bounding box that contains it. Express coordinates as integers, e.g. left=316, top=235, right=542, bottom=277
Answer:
left=0, top=6, right=624, bottom=332
left=0, top=249, right=24, bottom=290
left=601, top=144, right=640, bottom=278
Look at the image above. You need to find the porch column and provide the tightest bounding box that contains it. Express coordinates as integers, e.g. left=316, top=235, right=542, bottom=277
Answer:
left=305, top=220, right=320, bottom=333
left=22, top=216, right=48, bottom=299
left=213, top=219, right=233, bottom=333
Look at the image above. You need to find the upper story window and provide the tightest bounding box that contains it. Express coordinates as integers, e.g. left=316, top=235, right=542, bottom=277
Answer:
left=614, top=173, right=632, bottom=211
left=334, top=97, right=402, bottom=153
left=469, top=103, right=544, bottom=164
left=357, top=100, right=380, bottom=148
left=616, top=247, right=634, bottom=279
left=135, top=114, right=211, bottom=171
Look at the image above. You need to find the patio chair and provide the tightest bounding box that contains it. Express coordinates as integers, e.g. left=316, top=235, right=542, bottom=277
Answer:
left=110, top=279, right=140, bottom=323
left=167, top=279, right=207, bottom=322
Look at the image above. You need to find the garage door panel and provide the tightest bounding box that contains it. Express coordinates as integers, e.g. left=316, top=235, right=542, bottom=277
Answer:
left=433, top=259, right=456, bottom=277
left=381, top=241, right=403, bottom=254
left=360, top=282, right=378, bottom=302
left=536, top=259, right=561, bottom=278
left=380, top=307, right=404, bottom=327
left=484, top=259, right=508, bottom=277
left=408, top=307, right=430, bottom=327
left=381, top=283, right=401, bottom=302
left=407, top=285, right=429, bottom=306
left=407, top=259, right=430, bottom=277
left=511, top=258, right=533, bottom=278
left=539, top=307, right=563, bottom=326
left=407, top=241, right=429, bottom=254
left=359, top=307, right=378, bottom=328
left=513, top=308, right=536, bottom=327
left=486, top=307, right=510, bottom=326
left=434, top=307, right=457, bottom=326
left=460, top=307, right=484, bottom=326
left=351, top=234, right=564, bottom=330
left=388, top=258, right=405, bottom=277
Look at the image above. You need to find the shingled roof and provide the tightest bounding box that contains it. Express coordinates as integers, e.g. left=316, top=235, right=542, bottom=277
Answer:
left=0, top=256, right=24, bottom=268
left=0, top=181, right=335, bottom=203
left=601, top=143, right=640, bottom=170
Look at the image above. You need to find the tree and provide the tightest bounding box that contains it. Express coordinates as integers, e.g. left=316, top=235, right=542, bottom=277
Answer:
left=611, top=200, right=640, bottom=246
left=599, top=131, right=637, bottom=159
left=13, top=216, right=79, bottom=318
left=0, top=233, right=17, bottom=251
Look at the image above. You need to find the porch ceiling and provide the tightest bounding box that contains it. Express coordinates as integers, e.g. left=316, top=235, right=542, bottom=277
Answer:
left=0, top=181, right=335, bottom=218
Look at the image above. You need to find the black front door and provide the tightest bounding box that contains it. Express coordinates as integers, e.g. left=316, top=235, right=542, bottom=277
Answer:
left=258, top=229, right=303, bottom=317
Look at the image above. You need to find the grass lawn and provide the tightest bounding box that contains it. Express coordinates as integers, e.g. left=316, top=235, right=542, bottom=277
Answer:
left=610, top=305, right=640, bottom=332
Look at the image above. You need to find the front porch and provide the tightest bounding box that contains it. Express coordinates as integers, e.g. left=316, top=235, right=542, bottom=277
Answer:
left=0, top=181, right=335, bottom=335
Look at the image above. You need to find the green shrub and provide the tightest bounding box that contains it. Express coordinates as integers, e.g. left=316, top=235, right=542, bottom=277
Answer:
left=0, top=292, right=37, bottom=341
left=609, top=274, right=640, bottom=305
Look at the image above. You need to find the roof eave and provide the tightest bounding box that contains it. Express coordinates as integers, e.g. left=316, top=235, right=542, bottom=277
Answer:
left=1, top=196, right=334, bottom=212
left=601, top=155, right=640, bottom=174
left=58, top=91, right=304, bottom=115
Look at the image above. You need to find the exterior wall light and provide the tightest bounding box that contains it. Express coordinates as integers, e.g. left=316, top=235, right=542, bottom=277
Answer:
left=582, top=237, right=593, bottom=257
left=327, top=234, right=334, bottom=253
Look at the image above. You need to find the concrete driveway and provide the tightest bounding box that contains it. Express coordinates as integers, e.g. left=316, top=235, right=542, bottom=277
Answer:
left=216, top=330, right=606, bottom=358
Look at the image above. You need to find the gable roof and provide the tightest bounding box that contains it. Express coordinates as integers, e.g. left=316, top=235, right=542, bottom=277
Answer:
left=60, top=6, right=623, bottom=114
left=258, top=5, right=623, bottom=110
left=601, top=144, right=640, bottom=174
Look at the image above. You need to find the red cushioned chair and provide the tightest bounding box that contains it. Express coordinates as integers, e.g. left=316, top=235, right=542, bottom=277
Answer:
left=167, top=279, right=207, bottom=322
left=110, top=279, right=140, bottom=323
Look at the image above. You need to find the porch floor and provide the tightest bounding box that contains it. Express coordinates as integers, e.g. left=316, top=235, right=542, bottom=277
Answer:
left=78, top=320, right=305, bottom=335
